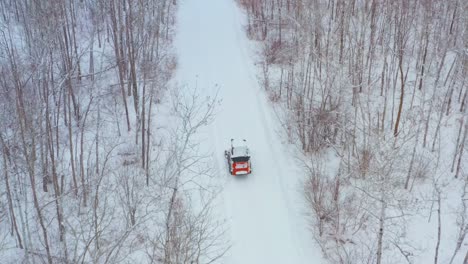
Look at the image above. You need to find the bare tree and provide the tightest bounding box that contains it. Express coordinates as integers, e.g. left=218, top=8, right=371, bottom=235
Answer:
left=449, top=175, right=468, bottom=264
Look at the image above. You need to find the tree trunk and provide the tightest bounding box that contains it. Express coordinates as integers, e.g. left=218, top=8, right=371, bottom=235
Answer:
left=394, top=55, right=405, bottom=137
left=405, top=117, right=422, bottom=189
left=452, top=118, right=465, bottom=172
left=67, top=88, right=78, bottom=196
left=434, top=190, right=442, bottom=264
left=146, top=94, right=153, bottom=186
left=376, top=197, right=386, bottom=264
left=110, top=0, right=131, bottom=132
left=1, top=140, right=23, bottom=249
left=418, top=29, right=429, bottom=91
left=455, top=122, right=467, bottom=178
left=80, top=98, right=93, bottom=207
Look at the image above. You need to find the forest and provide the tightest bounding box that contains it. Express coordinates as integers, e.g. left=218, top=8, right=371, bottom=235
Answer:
left=238, top=0, right=467, bottom=263
left=0, top=0, right=227, bottom=263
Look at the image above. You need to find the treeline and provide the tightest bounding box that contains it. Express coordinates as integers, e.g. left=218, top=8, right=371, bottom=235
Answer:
left=0, top=0, right=226, bottom=263
left=238, top=0, right=467, bottom=263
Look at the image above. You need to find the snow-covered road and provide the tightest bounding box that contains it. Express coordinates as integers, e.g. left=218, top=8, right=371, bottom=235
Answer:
left=174, top=0, right=322, bottom=263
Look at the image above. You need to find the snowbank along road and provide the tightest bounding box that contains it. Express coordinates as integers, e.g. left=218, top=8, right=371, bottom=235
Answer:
left=174, top=0, right=323, bottom=263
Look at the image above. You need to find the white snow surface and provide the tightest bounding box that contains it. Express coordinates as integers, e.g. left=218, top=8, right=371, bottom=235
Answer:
left=231, top=146, right=249, bottom=158
left=174, top=0, right=323, bottom=263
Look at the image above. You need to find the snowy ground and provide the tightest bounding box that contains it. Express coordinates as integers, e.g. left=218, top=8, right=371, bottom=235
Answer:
left=174, top=0, right=323, bottom=263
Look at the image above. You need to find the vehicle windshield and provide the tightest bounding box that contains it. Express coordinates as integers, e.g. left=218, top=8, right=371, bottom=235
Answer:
left=232, top=156, right=250, bottom=163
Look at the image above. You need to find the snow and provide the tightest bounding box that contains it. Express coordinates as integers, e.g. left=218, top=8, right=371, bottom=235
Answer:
left=174, top=0, right=323, bottom=263
left=232, top=146, right=249, bottom=158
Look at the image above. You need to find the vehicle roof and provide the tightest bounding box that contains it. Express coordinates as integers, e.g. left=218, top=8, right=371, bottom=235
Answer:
left=232, top=146, right=249, bottom=158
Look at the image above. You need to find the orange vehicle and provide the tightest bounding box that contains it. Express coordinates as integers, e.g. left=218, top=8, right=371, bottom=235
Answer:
left=224, top=139, right=252, bottom=176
